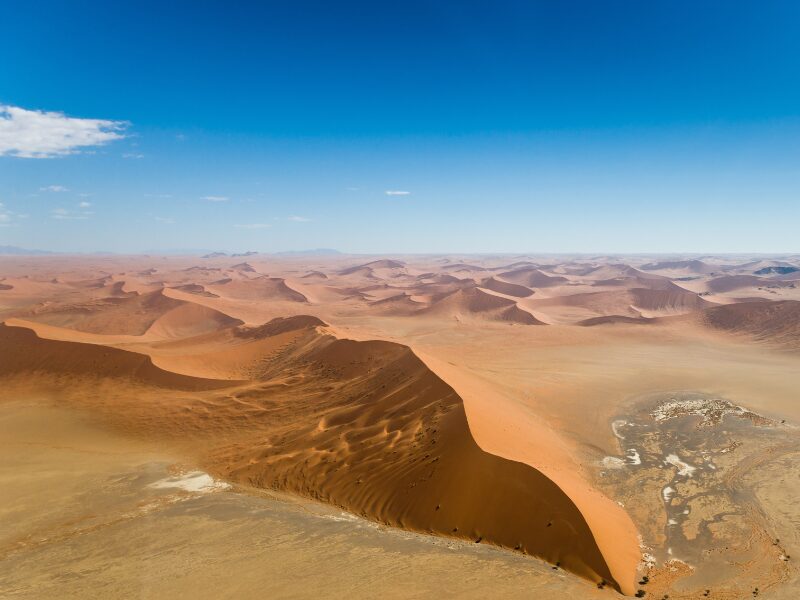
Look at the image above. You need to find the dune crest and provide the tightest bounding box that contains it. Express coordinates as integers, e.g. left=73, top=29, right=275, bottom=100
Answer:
left=0, top=314, right=632, bottom=592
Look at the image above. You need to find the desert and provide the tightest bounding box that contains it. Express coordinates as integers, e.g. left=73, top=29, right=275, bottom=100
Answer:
left=4, top=3, right=800, bottom=598
left=2, top=252, right=800, bottom=598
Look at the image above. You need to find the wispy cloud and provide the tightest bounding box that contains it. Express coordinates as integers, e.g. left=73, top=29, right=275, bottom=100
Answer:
left=40, top=185, right=69, bottom=192
left=385, top=190, right=411, bottom=196
left=0, top=201, right=30, bottom=227
left=144, top=193, right=172, bottom=199
left=122, top=152, right=144, bottom=159
left=51, top=204, right=93, bottom=220
left=234, top=223, right=271, bottom=229
left=154, top=216, right=174, bottom=224
left=202, top=195, right=230, bottom=202
left=287, top=215, right=310, bottom=222
left=51, top=208, right=86, bottom=220
left=0, top=105, right=128, bottom=158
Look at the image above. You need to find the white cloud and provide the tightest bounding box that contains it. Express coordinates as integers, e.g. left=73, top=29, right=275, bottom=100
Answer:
left=78, top=201, right=91, bottom=208
left=0, top=105, right=128, bottom=158
left=123, top=152, right=144, bottom=159
left=51, top=207, right=90, bottom=220
left=385, top=190, right=411, bottom=196
left=40, top=185, right=69, bottom=192
left=234, top=223, right=271, bottom=229
left=287, top=215, right=310, bottom=222
left=0, top=203, right=23, bottom=227
left=202, top=195, right=230, bottom=202
left=154, top=216, right=174, bottom=224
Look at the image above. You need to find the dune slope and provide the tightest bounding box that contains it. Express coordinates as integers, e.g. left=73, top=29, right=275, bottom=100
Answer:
left=0, top=324, right=233, bottom=390
left=0, top=316, right=627, bottom=592
left=700, top=300, right=800, bottom=350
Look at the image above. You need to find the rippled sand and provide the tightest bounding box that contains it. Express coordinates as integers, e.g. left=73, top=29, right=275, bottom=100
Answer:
left=0, top=401, right=605, bottom=599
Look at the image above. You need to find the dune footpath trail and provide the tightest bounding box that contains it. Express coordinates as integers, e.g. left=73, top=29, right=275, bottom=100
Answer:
left=0, top=316, right=635, bottom=593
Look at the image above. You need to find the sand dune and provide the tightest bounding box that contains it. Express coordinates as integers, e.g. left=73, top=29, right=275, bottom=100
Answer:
left=640, top=258, right=717, bottom=274
left=369, top=292, right=424, bottom=315
left=481, top=276, right=535, bottom=298
left=706, top=274, right=797, bottom=294
left=171, top=283, right=220, bottom=297
left=577, top=315, right=654, bottom=326
left=526, top=286, right=710, bottom=323
left=0, top=314, right=627, bottom=591
left=425, top=286, right=544, bottom=325
left=592, top=273, right=681, bottom=291
left=339, top=259, right=406, bottom=277
left=700, top=300, right=800, bottom=350
left=629, top=287, right=711, bottom=313
left=442, top=262, right=488, bottom=272
left=498, top=266, right=568, bottom=288
left=22, top=289, right=241, bottom=338
left=754, top=265, right=799, bottom=276
left=24, top=289, right=185, bottom=335
left=225, top=335, right=622, bottom=589
left=0, top=324, right=232, bottom=390
left=230, top=262, right=257, bottom=273
left=208, top=276, right=308, bottom=303
left=707, top=274, right=769, bottom=293
left=146, top=302, right=243, bottom=339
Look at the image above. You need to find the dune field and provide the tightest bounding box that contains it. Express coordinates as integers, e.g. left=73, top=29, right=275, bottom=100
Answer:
left=2, top=253, right=800, bottom=598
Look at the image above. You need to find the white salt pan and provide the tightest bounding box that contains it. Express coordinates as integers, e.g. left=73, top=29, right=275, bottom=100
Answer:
left=626, top=448, right=642, bottom=465
left=662, top=486, right=676, bottom=503
left=149, top=471, right=230, bottom=494
left=664, top=454, right=697, bottom=477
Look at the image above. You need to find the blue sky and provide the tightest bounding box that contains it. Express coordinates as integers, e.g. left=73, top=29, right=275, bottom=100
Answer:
left=1, top=1, right=799, bottom=254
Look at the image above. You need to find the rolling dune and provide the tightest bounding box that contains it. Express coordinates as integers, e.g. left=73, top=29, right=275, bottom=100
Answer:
left=481, top=276, right=535, bottom=298
left=0, top=315, right=631, bottom=592
left=498, top=267, right=569, bottom=288
left=700, top=300, right=800, bottom=350
left=425, top=286, right=544, bottom=325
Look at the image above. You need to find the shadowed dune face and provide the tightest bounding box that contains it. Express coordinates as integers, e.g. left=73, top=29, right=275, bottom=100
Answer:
left=498, top=267, right=568, bottom=288
left=0, top=324, right=235, bottom=390
left=222, top=335, right=618, bottom=588
left=3, top=253, right=800, bottom=598
left=700, top=300, right=800, bottom=350
left=481, top=276, right=535, bottom=298
left=23, top=289, right=185, bottom=335
left=423, top=286, right=544, bottom=325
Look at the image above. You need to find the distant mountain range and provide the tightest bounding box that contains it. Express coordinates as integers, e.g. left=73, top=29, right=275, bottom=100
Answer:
left=0, top=246, right=343, bottom=257
left=0, top=245, right=53, bottom=255
left=273, top=248, right=342, bottom=256
left=202, top=249, right=342, bottom=258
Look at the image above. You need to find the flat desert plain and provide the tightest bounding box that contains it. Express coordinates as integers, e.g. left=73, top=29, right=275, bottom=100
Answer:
left=2, top=253, right=800, bottom=599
